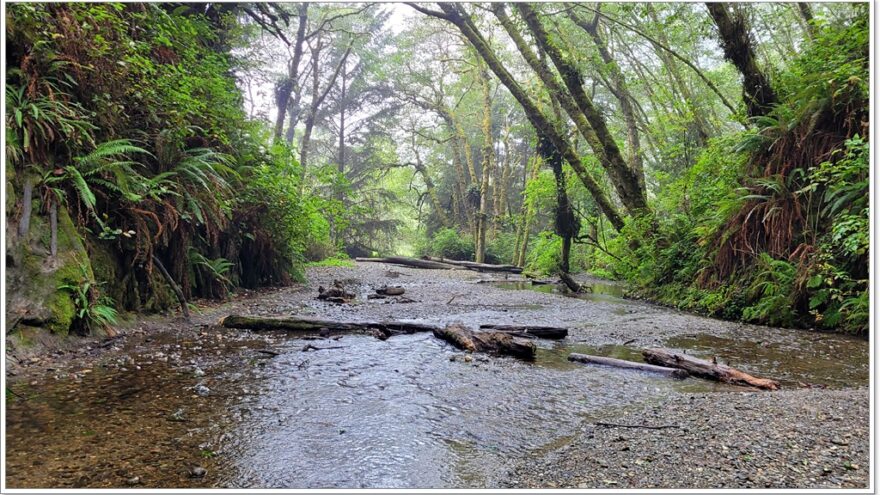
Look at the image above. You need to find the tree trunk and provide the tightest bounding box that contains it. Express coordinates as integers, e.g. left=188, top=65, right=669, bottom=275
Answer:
left=299, top=36, right=353, bottom=185
left=152, top=255, right=190, bottom=319
left=274, top=4, right=308, bottom=142
left=517, top=4, right=649, bottom=216
left=705, top=3, right=778, bottom=118
left=796, top=3, right=816, bottom=39
left=475, top=62, right=494, bottom=263
left=435, top=3, right=626, bottom=231
left=568, top=353, right=689, bottom=378
left=642, top=348, right=781, bottom=390
left=571, top=9, right=646, bottom=191
left=413, top=145, right=450, bottom=228
left=338, top=59, right=347, bottom=185
left=559, top=271, right=582, bottom=293
left=514, top=155, right=542, bottom=266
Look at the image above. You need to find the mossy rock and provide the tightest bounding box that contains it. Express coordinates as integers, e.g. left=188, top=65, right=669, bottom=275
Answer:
left=6, top=203, right=92, bottom=336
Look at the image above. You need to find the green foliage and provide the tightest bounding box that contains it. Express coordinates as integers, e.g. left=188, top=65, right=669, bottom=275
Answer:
left=422, top=228, right=475, bottom=261
left=485, top=232, right=517, bottom=265
left=524, top=231, right=562, bottom=276
left=57, top=263, right=118, bottom=335
left=598, top=11, right=869, bottom=334
left=741, top=253, right=797, bottom=327
left=307, top=256, right=355, bottom=268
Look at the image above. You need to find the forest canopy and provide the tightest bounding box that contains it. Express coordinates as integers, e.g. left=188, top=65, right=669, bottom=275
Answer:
left=4, top=2, right=869, bottom=336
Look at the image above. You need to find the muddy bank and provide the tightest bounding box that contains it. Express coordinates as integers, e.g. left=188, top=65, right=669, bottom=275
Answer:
left=4, top=262, right=870, bottom=488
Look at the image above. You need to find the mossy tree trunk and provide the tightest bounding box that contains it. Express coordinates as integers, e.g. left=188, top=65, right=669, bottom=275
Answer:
left=706, top=3, right=778, bottom=118
left=516, top=4, right=649, bottom=218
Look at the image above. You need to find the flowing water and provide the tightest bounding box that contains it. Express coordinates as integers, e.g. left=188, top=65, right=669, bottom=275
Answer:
left=5, top=267, right=869, bottom=488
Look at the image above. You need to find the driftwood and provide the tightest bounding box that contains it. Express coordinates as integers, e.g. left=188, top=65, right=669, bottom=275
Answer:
left=642, top=348, right=780, bottom=390
left=422, top=256, right=523, bottom=273
left=479, top=324, right=568, bottom=339
left=376, top=286, right=405, bottom=296
left=568, top=353, right=689, bottom=379
left=356, top=256, right=463, bottom=270
left=433, top=324, right=536, bottom=359
left=221, top=315, right=436, bottom=339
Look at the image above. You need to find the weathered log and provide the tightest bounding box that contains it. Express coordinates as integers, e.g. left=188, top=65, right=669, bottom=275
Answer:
left=422, top=256, right=523, bottom=273
left=433, top=324, right=477, bottom=352
left=376, top=286, right=405, bottom=296
left=642, top=348, right=780, bottom=390
left=568, top=353, right=689, bottom=379
left=221, top=315, right=436, bottom=338
left=559, top=271, right=583, bottom=293
left=433, top=324, right=536, bottom=359
left=480, top=324, right=568, bottom=339
left=355, top=256, right=464, bottom=270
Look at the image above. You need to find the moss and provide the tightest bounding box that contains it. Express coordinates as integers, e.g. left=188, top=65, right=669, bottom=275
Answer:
left=7, top=204, right=95, bottom=336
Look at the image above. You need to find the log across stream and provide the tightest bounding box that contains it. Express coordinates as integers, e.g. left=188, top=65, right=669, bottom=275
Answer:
left=221, top=314, right=781, bottom=388
left=220, top=315, right=568, bottom=359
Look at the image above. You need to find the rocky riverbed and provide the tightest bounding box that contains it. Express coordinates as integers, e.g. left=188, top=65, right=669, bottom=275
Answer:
left=4, top=262, right=871, bottom=489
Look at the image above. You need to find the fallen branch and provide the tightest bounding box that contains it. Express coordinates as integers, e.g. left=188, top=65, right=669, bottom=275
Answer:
left=568, top=353, right=688, bottom=378
left=595, top=422, right=678, bottom=430
left=480, top=324, right=568, bottom=339
left=642, top=348, right=780, bottom=390
left=302, top=344, right=346, bottom=352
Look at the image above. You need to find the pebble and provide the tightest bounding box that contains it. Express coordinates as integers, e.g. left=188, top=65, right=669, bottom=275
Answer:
left=194, top=384, right=211, bottom=397
left=189, top=466, right=207, bottom=478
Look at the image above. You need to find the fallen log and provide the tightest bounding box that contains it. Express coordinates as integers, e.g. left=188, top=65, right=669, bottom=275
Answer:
left=433, top=324, right=536, bottom=360
left=355, top=256, right=463, bottom=270
left=642, top=348, right=780, bottom=390
left=220, top=315, right=437, bottom=339
left=422, top=256, right=523, bottom=273
left=479, top=324, right=568, bottom=339
left=568, top=353, right=689, bottom=379
left=376, top=286, right=405, bottom=296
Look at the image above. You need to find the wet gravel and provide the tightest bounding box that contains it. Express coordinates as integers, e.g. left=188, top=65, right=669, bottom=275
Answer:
left=5, top=262, right=871, bottom=489
left=506, top=388, right=869, bottom=489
